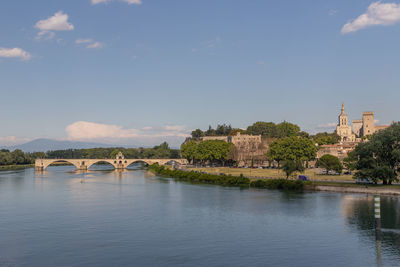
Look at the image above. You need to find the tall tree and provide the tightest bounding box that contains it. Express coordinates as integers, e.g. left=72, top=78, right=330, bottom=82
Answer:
left=276, top=121, right=300, bottom=138
left=246, top=121, right=277, bottom=137
left=267, top=136, right=316, bottom=166
left=181, top=140, right=199, bottom=163
left=317, top=154, right=343, bottom=174
left=353, top=122, right=400, bottom=185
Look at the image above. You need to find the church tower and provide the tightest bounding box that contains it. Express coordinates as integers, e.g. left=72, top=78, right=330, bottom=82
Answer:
left=336, top=102, right=355, bottom=142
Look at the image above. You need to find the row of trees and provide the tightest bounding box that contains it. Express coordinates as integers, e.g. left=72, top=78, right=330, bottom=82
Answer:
left=190, top=121, right=340, bottom=146
left=181, top=140, right=232, bottom=165
left=0, top=149, right=41, bottom=165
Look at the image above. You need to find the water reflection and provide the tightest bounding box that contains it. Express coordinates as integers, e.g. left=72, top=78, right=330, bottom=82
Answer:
left=342, top=195, right=400, bottom=265
left=1, top=167, right=400, bottom=266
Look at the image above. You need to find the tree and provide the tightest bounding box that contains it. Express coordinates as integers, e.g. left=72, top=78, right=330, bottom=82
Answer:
left=215, top=124, right=232, bottom=136
left=191, top=129, right=204, bottom=139
left=267, top=136, right=317, bottom=166
left=196, top=140, right=231, bottom=164
left=181, top=140, right=199, bottom=164
left=312, top=132, right=340, bottom=146
left=247, top=122, right=277, bottom=137
left=282, top=160, right=305, bottom=179
left=343, top=150, right=357, bottom=172
left=276, top=121, right=300, bottom=138
left=229, top=128, right=247, bottom=136
left=203, top=125, right=216, bottom=136
left=353, top=122, right=400, bottom=185
left=317, top=154, right=343, bottom=174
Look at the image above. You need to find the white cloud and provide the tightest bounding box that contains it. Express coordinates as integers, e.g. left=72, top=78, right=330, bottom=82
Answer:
left=341, top=2, right=400, bottom=34
left=122, top=0, right=142, bottom=4
left=86, top=42, right=104, bottom=49
left=76, top=39, right=104, bottom=49
left=165, top=125, right=185, bottom=132
left=317, top=122, right=337, bottom=129
left=76, top=38, right=93, bottom=44
left=0, top=47, right=31, bottom=61
left=141, top=126, right=153, bottom=131
left=35, top=11, right=74, bottom=31
left=35, top=11, right=74, bottom=39
left=91, top=0, right=112, bottom=4
left=66, top=121, right=140, bottom=140
left=329, top=9, right=338, bottom=16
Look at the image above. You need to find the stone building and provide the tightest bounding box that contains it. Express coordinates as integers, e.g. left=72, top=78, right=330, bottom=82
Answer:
left=317, top=143, right=357, bottom=161
left=336, top=103, right=356, bottom=142
left=201, top=133, right=268, bottom=166
left=336, top=103, right=389, bottom=143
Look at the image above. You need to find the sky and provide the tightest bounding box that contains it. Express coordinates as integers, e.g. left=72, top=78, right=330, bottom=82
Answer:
left=1, top=0, right=400, bottom=147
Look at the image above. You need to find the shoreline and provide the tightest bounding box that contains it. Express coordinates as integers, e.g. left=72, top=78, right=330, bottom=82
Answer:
left=151, top=165, right=400, bottom=196
left=306, top=184, right=400, bottom=196
left=0, top=164, right=34, bottom=171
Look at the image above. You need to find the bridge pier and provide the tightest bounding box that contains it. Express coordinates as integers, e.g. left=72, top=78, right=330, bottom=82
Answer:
left=35, top=166, right=44, bottom=172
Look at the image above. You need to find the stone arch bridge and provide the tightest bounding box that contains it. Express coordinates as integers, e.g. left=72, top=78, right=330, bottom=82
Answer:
left=35, top=152, right=187, bottom=171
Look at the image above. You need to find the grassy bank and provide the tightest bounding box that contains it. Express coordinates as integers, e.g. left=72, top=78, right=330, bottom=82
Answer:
left=0, top=164, right=34, bottom=171
left=148, top=164, right=305, bottom=191
left=189, top=167, right=354, bottom=182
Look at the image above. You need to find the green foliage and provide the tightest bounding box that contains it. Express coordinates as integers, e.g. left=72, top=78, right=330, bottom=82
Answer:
left=191, top=129, right=204, bottom=139
left=246, top=121, right=300, bottom=138
left=148, top=164, right=250, bottom=187
left=267, top=136, right=317, bottom=164
left=282, top=160, right=305, bottom=179
left=312, top=132, right=340, bottom=145
left=276, top=121, right=300, bottom=138
left=247, top=121, right=278, bottom=137
left=228, top=128, right=247, bottom=136
left=316, top=154, right=343, bottom=174
left=353, top=122, right=400, bottom=185
left=343, top=150, right=357, bottom=171
left=197, top=140, right=231, bottom=162
left=0, top=149, right=35, bottom=166
left=181, top=140, right=231, bottom=164
left=181, top=140, right=198, bottom=162
left=148, top=164, right=305, bottom=191
left=191, top=124, right=233, bottom=138
left=250, top=179, right=305, bottom=191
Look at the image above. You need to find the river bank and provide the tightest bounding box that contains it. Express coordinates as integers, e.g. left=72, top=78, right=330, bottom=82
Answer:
left=0, top=164, right=33, bottom=171
left=150, top=165, right=400, bottom=196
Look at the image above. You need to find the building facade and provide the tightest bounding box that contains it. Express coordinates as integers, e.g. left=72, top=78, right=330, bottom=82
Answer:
left=201, top=133, right=268, bottom=166
left=336, top=103, right=389, bottom=143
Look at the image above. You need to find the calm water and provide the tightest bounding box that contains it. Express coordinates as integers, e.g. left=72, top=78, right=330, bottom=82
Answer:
left=1, top=165, right=400, bottom=267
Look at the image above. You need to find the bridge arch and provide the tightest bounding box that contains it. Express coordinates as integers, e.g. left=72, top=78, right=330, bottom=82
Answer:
left=125, top=160, right=153, bottom=168
left=42, top=160, right=81, bottom=171
left=87, top=160, right=117, bottom=170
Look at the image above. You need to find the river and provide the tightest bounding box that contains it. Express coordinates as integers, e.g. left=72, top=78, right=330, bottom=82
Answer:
left=1, top=165, right=400, bottom=266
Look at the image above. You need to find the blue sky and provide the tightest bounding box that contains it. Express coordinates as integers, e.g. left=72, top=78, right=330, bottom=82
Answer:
left=1, top=0, right=400, bottom=147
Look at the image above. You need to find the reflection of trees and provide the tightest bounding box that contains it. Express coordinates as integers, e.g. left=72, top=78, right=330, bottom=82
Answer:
left=343, top=195, right=400, bottom=258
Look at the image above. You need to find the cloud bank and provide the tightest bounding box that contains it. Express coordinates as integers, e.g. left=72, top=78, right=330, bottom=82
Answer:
left=0, top=47, right=31, bottom=61
left=66, top=121, right=189, bottom=146
left=342, top=2, right=400, bottom=34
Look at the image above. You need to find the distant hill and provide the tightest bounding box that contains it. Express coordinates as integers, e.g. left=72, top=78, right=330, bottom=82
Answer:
left=2, top=139, right=135, bottom=153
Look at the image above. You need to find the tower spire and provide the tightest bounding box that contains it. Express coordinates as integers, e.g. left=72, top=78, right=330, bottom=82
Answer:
left=341, top=102, right=346, bottom=115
